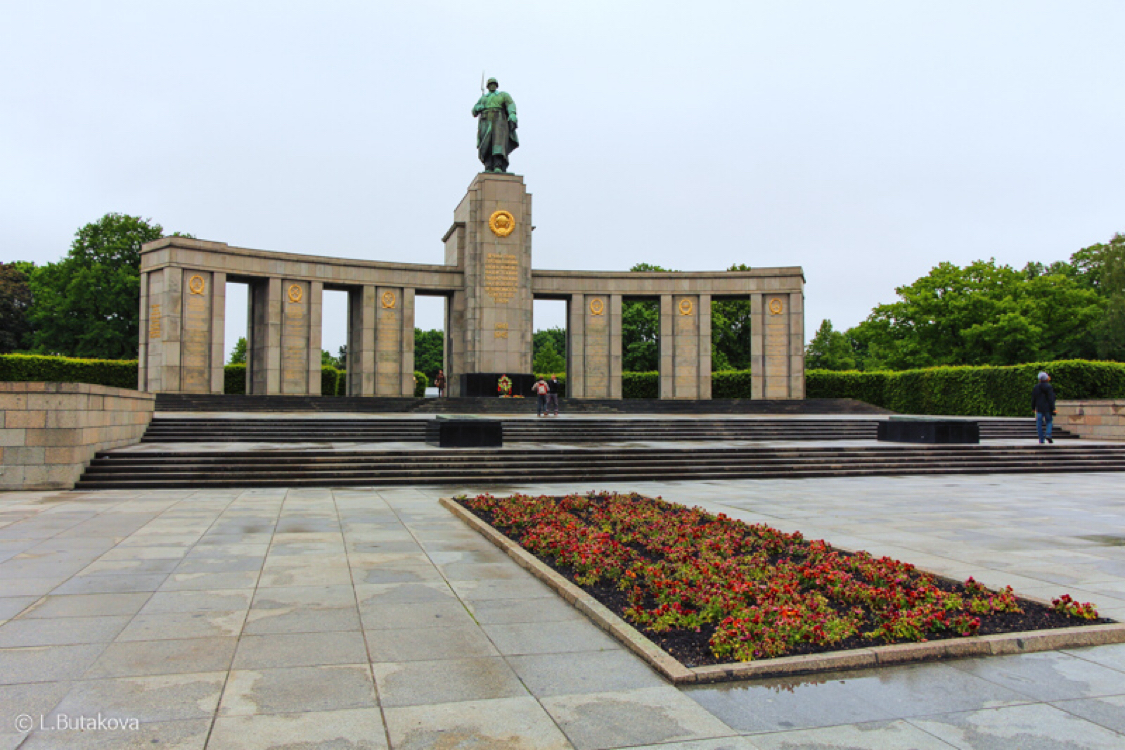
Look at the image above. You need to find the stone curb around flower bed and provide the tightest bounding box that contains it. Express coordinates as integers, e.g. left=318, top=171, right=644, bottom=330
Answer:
left=441, top=497, right=1125, bottom=685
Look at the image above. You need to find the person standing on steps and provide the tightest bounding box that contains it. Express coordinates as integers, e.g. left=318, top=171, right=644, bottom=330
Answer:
left=547, top=374, right=561, bottom=417
left=434, top=369, right=446, bottom=398
left=533, top=376, right=550, bottom=417
left=1032, top=371, right=1057, bottom=444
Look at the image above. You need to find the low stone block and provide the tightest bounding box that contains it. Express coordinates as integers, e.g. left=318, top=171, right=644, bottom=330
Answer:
left=6, top=410, right=47, bottom=429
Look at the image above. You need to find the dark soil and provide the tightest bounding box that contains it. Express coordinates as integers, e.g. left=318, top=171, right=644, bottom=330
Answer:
left=458, top=497, right=1114, bottom=668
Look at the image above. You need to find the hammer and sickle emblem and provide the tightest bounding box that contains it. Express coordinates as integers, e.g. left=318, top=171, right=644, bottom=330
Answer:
left=188, top=275, right=206, bottom=295
left=287, top=284, right=304, bottom=304
left=678, top=299, right=694, bottom=316
left=769, top=298, right=784, bottom=315
left=381, top=291, right=397, bottom=309
left=589, top=298, right=605, bottom=316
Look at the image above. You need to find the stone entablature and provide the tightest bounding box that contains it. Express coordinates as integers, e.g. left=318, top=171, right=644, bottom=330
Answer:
left=0, top=382, right=154, bottom=490
left=1057, top=400, right=1125, bottom=441
left=139, top=173, right=805, bottom=400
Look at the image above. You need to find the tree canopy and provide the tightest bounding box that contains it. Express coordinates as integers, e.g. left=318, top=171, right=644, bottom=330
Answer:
left=819, top=232, right=1125, bottom=371
left=27, top=213, right=187, bottom=359
left=0, top=262, right=33, bottom=354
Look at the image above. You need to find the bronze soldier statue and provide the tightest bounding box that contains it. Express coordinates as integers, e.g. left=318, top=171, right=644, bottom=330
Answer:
left=472, top=78, right=518, bottom=173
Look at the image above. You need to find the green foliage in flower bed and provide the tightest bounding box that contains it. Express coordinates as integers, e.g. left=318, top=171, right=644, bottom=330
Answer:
left=808, top=359, right=1125, bottom=416
left=460, top=492, right=1100, bottom=663
left=0, top=353, right=138, bottom=389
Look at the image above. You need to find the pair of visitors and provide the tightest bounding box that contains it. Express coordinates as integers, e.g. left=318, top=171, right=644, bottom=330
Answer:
left=546, top=375, right=560, bottom=417
left=434, top=369, right=446, bottom=398
left=533, top=377, right=551, bottom=417
left=1032, top=371, right=1056, bottom=444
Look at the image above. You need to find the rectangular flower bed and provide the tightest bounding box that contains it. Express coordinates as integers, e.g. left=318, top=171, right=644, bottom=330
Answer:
left=444, top=492, right=1125, bottom=683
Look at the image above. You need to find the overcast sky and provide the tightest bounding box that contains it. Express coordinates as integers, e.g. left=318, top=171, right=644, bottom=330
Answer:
left=4, top=1, right=1123, bottom=359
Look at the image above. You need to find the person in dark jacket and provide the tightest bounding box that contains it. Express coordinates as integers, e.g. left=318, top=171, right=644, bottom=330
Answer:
left=1031, top=371, right=1056, bottom=444
left=547, top=375, right=560, bottom=417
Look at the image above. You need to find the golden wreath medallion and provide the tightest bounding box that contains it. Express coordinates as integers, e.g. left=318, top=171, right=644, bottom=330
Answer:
left=287, top=284, right=304, bottom=304
left=188, top=275, right=206, bottom=295
left=589, top=298, right=605, bottom=316
left=489, top=210, right=516, bottom=237
left=769, top=298, right=784, bottom=315
left=678, top=298, right=694, bottom=316
left=381, top=291, right=396, bottom=309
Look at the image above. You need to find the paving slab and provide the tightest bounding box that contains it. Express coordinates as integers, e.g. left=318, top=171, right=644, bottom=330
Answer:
left=219, top=664, right=377, bottom=716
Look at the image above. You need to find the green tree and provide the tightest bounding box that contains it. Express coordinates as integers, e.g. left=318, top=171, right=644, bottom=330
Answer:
left=805, top=319, right=856, bottom=370
left=0, top=262, right=34, bottom=353
left=320, top=349, right=341, bottom=368
left=622, top=263, right=671, bottom=372
left=533, top=327, right=566, bottom=368
left=848, top=258, right=1104, bottom=370
left=413, top=328, right=444, bottom=382
left=711, top=263, right=752, bottom=370
left=228, top=337, right=248, bottom=365
left=28, top=214, right=187, bottom=359
left=533, top=336, right=566, bottom=374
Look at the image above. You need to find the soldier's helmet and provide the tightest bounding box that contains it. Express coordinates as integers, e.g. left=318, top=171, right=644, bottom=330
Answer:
left=487, top=78, right=499, bottom=87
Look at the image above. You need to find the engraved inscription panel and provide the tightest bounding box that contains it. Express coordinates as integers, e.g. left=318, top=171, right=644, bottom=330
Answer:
left=376, top=288, right=402, bottom=396
left=181, top=282, right=211, bottom=392
left=585, top=302, right=610, bottom=397
left=484, top=253, right=518, bottom=304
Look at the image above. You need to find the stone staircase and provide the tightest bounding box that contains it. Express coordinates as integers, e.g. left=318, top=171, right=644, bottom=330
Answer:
left=76, top=443, right=1125, bottom=489
left=139, top=416, right=1074, bottom=444
left=153, top=394, right=888, bottom=415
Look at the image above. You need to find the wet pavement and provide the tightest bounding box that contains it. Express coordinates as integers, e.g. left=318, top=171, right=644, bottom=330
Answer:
left=0, top=471, right=1123, bottom=749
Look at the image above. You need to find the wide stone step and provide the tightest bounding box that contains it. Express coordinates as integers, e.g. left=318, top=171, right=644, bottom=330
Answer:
left=75, top=444, right=1125, bottom=489
left=138, top=417, right=1074, bottom=444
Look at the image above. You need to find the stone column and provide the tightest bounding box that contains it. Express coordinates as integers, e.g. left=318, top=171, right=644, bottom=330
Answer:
left=763, top=293, right=791, bottom=399
left=659, top=295, right=673, bottom=399
left=141, top=267, right=183, bottom=393
left=179, top=270, right=221, bottom=394
left=698, top=294, right=712, bottom=400
left=138, top=271, right=150, bottom=391
left=348, top=286, right=376, bottom=397
left=660, top=294, right=706, bottom=399
left=277, top=279, right=319, bottom=395
left=566, top=294, right=585, bottom=398
left=375, top=287, right=413, bottom=396
left=248, top=278, right=282, bottom=395
left=446, top=290, right=466, bottom=397
left=400, top=288, right=416, bottom=396
left=581, top=293, right=612, bottom=398
left=609, top=294, right=623, bottom=399
left=789, top=291, right=806, bottom=399
left=750, top=293, right=764, bottom=400
left=210, top=273, right=226, bottom=394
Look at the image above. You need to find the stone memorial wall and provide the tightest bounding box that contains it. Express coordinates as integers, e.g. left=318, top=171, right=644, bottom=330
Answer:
left=138, top=173, right=805, bottom=400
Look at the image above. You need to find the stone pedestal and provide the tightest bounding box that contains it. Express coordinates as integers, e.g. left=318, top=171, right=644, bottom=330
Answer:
left=443, top=173, right=533, bottom=396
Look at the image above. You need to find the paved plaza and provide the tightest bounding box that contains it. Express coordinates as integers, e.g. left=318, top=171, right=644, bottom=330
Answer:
left=1, top=471, right=1124, bottom=749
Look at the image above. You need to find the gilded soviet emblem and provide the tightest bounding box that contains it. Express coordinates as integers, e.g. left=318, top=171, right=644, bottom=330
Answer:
left=589, top=298, right=605, bottom=316
left=381, top=291, right=396, bottom=309
left=769, top=298, right=784, bottom=315
left=188, top=275, right=206, bottom=295
left=287, top=284, right=304, bottom=304
left=489, top=210, right=516, bottom=237
left=678, top=299, right=694, bottom=316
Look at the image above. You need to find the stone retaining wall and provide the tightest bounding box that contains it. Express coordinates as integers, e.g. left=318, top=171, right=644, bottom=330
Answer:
left=0, top=382, right=155, bottom=490
left=1056, top=399, right=1125, bottom=441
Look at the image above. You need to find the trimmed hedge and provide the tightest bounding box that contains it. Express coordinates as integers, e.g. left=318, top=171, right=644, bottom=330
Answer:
left=224, top=364, right=246, bottom=394
left=623, top=371, right=658, bottom=399
left=0, top=354, right=138, bottom=390
left=414, top=371, right=428, bottom=398
left=712, top=370, right=753, bottom=399
left=808, top=360, right=1125, bottom=417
